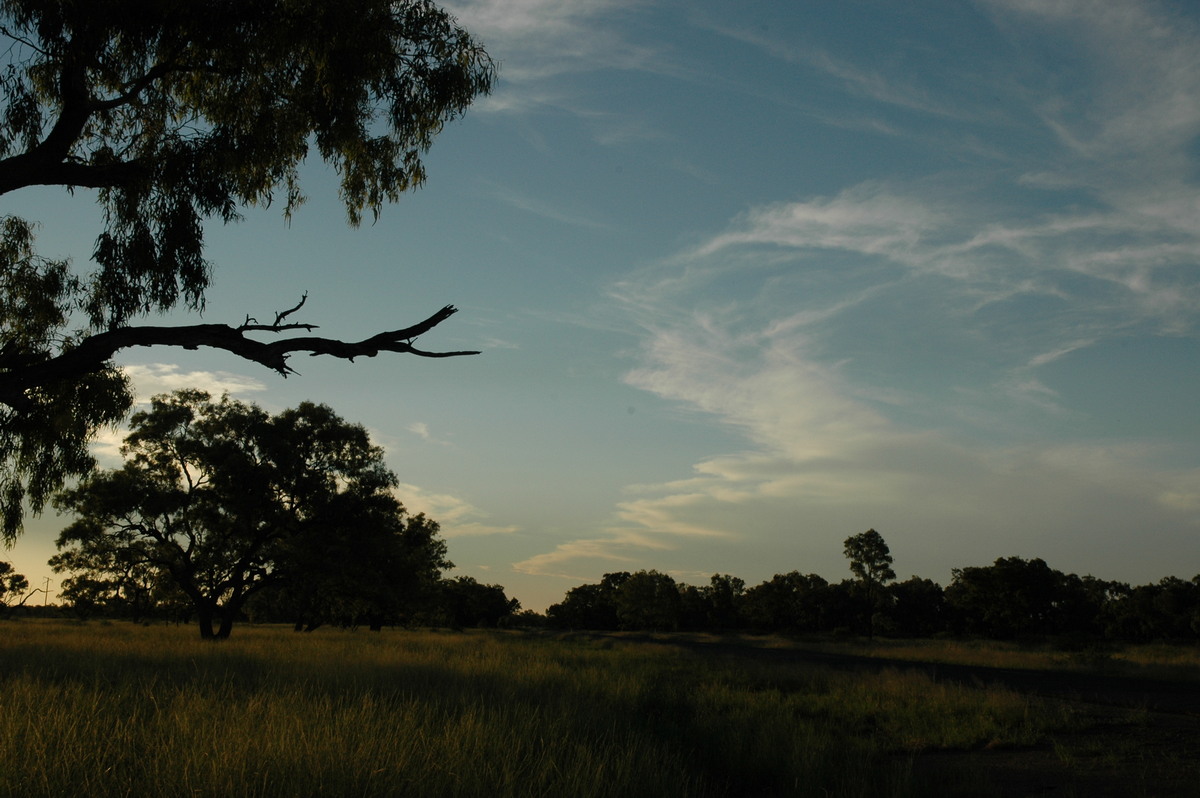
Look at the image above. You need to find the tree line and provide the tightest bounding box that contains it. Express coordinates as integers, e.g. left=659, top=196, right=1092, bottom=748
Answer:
left=544, top=530, right=1200, bottom=643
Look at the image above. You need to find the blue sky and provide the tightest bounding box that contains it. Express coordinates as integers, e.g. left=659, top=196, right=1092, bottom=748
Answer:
left=9, top=0, right=1200, bottom=612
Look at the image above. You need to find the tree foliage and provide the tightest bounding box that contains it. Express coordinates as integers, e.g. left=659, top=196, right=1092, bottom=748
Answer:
left=0, top=558, right=29, bottom=610
left=247, top=492, right=451, bottom=631
left=843, top=528, right=896, bottom=637
left=740, top=571, right=829, bottom=633
left=436, top=575, right=520, bottom=629
left=0, top=0, right=496, bottom=539
left=52, top=389, right=450, bottom=638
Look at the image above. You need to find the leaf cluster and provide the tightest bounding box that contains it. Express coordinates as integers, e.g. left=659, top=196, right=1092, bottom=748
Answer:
left=0, top=0, right=495, bottom=324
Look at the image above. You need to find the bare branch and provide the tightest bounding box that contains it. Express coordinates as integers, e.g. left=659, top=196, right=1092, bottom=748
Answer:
left=0, top=305, right=480, bottom=412
left=273, top=293, right=308, bottom=326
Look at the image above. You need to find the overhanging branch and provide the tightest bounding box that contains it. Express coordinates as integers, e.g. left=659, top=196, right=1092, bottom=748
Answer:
left=0, top=303, right=479, bottom=411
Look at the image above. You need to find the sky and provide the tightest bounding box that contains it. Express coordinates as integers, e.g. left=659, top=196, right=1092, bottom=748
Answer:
left=8, top=0, right=1200, bottom=612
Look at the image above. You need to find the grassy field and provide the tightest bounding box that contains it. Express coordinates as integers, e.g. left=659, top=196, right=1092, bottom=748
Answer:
left=769, top=635, right=1200, bottom=680
left=0, top=621, right=1175, bottom=797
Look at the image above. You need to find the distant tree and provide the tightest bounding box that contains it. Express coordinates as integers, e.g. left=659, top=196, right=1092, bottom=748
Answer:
left=437, top=576, right=520, bottom=629
left=53, top=390, right=440, bottom=639
left=509, top=609, right=548, bottom=629
left=50, top=542, right=187, bottom=622
left=886, top=576, right=946, bottom=638
left=676, top=583, right=710, bottom=631
left=945, top=557, right=1081, bottom=639
left=546, top=572, right=629, bottom=630
left=740, top=571, right=829, bottom=633
left=1102, top=576, right=1200, bottom=642
left=702, top=573, right=746, bottom=630
left=616, top=570, right=681, bottom=632
left=0, top=559, right=30, bottom=613
left=0, top=1, right=495, bottom=540
left=843, top=529, right=896, bottom=637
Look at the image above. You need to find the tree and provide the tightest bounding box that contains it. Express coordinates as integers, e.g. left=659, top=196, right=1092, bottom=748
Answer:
left=546, top=572, right=629, bottom=630
left=0, top=559, right=31, bottom=613
left=0, top=1, right=496, bottom=539
left=436, top=575, right=520, bottom=629
left=701, top=573, right=746, bottom=630
left=52, top=389, right=445, bottom=639
left=843, top=528, right=896, bottom=638
left=944, top=557, right=1085, bottom=639
left=247, top=494, right=451, bottom=632
left=886, top=576, right=946, bottom=638
left=50, top=537, right=187, bottom=621
left=740, top=571, right=829, bottom=633
left=615, top=570, right=680, bottom=632
left=1101, top=576, right=1200, bottom=642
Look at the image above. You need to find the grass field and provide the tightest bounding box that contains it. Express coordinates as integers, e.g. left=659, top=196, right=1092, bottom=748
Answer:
left=0, top=621, right=1180, bottom=797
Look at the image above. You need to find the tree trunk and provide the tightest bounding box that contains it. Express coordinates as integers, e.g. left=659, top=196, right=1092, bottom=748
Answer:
left=197, top=607, right=216, bottom=639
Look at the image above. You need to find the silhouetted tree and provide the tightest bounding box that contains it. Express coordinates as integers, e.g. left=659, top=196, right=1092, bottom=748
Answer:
left=250, top=498, right=451, bottom=632
left=617, top=570, right=681, bottom=632
left=741, top=572, right=830, bottom=633
left=886, top=576, right=946, bottom=637
left=702, top=573, right=746, bottom=630
left=0, top=559, right=29, bottom=613
left=1102, top=576, right=1200, bottom=642
left=0, top=1, right=495, bottom=540
left=53, top=390, right=439, bottom=639
left=843, top=528, right=896, bottom=638
left=546, top=572, right=629, bottom=630
left=945, top=557, right=1082, bottom=639
left=437, top=576, right=520, bottom=629
left=676, top=583, right=710, bottom=631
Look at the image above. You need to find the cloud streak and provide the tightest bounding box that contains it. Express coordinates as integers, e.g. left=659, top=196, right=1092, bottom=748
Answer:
left=394, top=482, right=519, bottom=538
left=122, top=363, right=267, bottom=403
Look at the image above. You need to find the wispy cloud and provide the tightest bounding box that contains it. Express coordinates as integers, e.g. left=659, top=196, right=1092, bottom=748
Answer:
left=445, top=0, right=682, bottom=149
left=87, top=364, right=267, bottom=465
left=405, top=422, right=454, bottom=447
left=122, top=364, right=267, bottom=404
left=697, top=18, right=972, bottom=121
left=446, top=0, right=662, bottom=82
left=394, top=482, right=519, bottom=538
left=488, top=185, right=612, bottom=230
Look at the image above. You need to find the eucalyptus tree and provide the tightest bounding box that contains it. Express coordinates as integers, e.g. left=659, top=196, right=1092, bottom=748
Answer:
left=843, top=528, right=896, bottom=638
left=0, top=558, right=28, bottom=611
left=53, top=390, right=450, bottom=639
left=0, top=0, right=495, bottom=538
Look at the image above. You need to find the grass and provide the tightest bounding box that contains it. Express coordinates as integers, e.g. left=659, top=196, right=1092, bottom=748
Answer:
left=757, top=635, right=1200, bottom=681
left=0, top=622, right=1094, bottom=797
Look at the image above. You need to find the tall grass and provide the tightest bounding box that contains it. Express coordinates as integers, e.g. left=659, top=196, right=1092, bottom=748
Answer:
left=782, top=635, right=1200, bottom=680
left=0, top=622, right=1076, bottom=797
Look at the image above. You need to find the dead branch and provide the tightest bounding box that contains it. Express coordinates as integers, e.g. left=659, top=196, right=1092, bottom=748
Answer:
left=0, top=304, right=479, bottom=412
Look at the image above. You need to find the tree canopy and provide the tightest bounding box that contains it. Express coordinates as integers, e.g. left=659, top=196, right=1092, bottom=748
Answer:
left=0, top=0, right=496, bottom=539
left=52, top=389, right=452, bottom=638
left=843, top=528, right=896, bottom=637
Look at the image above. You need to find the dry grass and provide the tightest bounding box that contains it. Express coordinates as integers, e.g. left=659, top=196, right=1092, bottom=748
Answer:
left=0, top=621, right=1087, bottom=797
